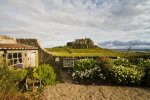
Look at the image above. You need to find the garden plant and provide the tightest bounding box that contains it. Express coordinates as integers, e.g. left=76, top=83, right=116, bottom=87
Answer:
left=72, top=57, right=150, bottom=86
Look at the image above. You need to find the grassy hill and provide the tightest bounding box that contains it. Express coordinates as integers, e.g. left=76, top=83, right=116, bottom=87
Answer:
left=45, top=47, right=150, bottom=57
left=45, top=47, right=126, bottom=57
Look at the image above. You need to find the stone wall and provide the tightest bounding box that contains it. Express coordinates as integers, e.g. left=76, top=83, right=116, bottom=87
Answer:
left=0, top=35, right=16, bottom=44
left=53, top=56, right=100, bottom=69
left=16, top=39, right=53, bottom=65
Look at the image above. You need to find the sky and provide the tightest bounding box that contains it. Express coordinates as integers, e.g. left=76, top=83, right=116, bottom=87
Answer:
left=0, top=0, right=150, bottom=49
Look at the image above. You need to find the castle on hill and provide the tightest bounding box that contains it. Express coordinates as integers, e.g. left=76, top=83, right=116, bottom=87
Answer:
left=67, top=37, right=96, bottom=49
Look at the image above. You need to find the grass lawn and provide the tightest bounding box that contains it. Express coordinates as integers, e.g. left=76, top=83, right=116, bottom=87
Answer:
left=45, top=47, right=149, bottom=57
left=45, top=47, right=122, bottom=57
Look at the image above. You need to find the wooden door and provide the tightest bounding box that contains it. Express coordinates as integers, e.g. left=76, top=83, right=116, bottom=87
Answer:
left=30, top=51, right=35, bottom=67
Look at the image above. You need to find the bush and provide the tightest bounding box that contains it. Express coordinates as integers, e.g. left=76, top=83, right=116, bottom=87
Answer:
left=26, top=67, right=36, bottom=79
left=97, top=57, right=112, bottom=68
left=127, top=58, right=150, bottom=86
left=96, top=57, right=145, bottom=85
left=108, top=65, right=144, bottom=85
left=113, top=57, right=130, bottom=67
left=96, top=57, right=112, bottom=79
left=139, top=59, right=150, bottom=86
left=74, top=59, right=97, bottom=71
left=128, top=58, right=144, bottom=65
left=72, top=58, right=106, bottom=83
left=33, top=64, right=56, bottom=85
left=108, top=57, right=145, bottom=85
left=10, top=68, right=27, bottom=84
left=72, top=57, right=150, bottom=86
left=0, top=64, right=27, bottom=96
left=73, top=57, right=146, bottom=85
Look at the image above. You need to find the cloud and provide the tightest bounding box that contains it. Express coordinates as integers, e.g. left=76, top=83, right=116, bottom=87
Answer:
left=99, top=40, right=150, bottom=49
left=0, top=0, right=150, bottom=47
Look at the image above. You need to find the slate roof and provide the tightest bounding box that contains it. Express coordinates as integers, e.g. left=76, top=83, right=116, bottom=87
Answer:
left=0, top=44, right=38, bottom=50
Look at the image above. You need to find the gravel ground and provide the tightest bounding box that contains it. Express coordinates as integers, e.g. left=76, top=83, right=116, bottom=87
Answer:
left=40, top=71, right=150, bottom=100
left=41, top=83, right=150, bottom=100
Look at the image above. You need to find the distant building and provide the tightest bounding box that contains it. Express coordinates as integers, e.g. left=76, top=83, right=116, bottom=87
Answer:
left=67, top=37, right=95, bottom=49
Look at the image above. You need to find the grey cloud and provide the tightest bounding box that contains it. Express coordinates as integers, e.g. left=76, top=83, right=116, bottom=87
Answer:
left=99, top=40, right=150, bottom=49
left=0, top=0, right=150, bottom=47
left=0, top=0, right=149, bottom=30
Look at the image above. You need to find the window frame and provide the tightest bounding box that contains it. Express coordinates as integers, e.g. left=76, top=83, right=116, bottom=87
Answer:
left=63, top=58, right=75, bottom=68
left=7, top=52, right=23, bottom=66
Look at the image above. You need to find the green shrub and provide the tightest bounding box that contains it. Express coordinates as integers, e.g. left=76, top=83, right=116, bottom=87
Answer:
left=108, top=57, right=145, bottom=85
left=97, top=57, right=112, bottom=66
left=0, top=58, right=28, bottom=99
left=128, top=58, right=144, bottom=65
left=0, top=65, right=27, bottom=95
left=10, top=68, right=27, bottom=84
left=72, top=57, right=149, bottom=86
left=113, top=57, right=130, bottom=67
left=140, top=59, right=150, bottom=86
left=108, top=65, right=144, bottom=85
left=96, top=57, right=112, bottom=78
left=26, top=67, right=36, bottom=79
left=33, top=64, right=56, bottom=85
left=74, top=59, right=97, bottom=71
left=128, top=58, right=150, bottom=86
left=73, top=58, right=106, bottom=83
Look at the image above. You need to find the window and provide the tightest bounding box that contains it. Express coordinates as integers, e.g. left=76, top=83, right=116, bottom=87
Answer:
left=63, top=58, right=75, bottom=68
left=18, top=53, right=22, bottom=57
left=7, top=53, right=12, bottom=59
left=13, top=53, right=17, bottom=58
left=7, top=52, right=23, bottom=66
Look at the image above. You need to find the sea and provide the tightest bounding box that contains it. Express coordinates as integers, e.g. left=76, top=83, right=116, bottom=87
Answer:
left=112, top=49, right=150, bottom=52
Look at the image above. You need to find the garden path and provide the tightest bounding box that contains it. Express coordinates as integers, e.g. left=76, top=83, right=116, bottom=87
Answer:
left=41, top=83, right=150, bottom=100
left=40, top=70, right=150, bottom=100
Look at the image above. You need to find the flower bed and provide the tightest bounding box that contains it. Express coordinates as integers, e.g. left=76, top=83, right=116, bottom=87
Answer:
left=72, top=59, right=105, bottom=83
left=72, top=57, right=149, bottom=86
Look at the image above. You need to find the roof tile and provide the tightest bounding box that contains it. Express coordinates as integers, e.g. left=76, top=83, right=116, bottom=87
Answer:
left=0, top=44, right=38, bottom=50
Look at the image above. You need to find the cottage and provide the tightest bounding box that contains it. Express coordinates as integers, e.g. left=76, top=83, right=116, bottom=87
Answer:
left=0, top=43, right=38, bottom=68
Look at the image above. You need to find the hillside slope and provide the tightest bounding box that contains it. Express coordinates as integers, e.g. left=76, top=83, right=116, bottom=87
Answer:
left=45, top=47, right=124, bottom=57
